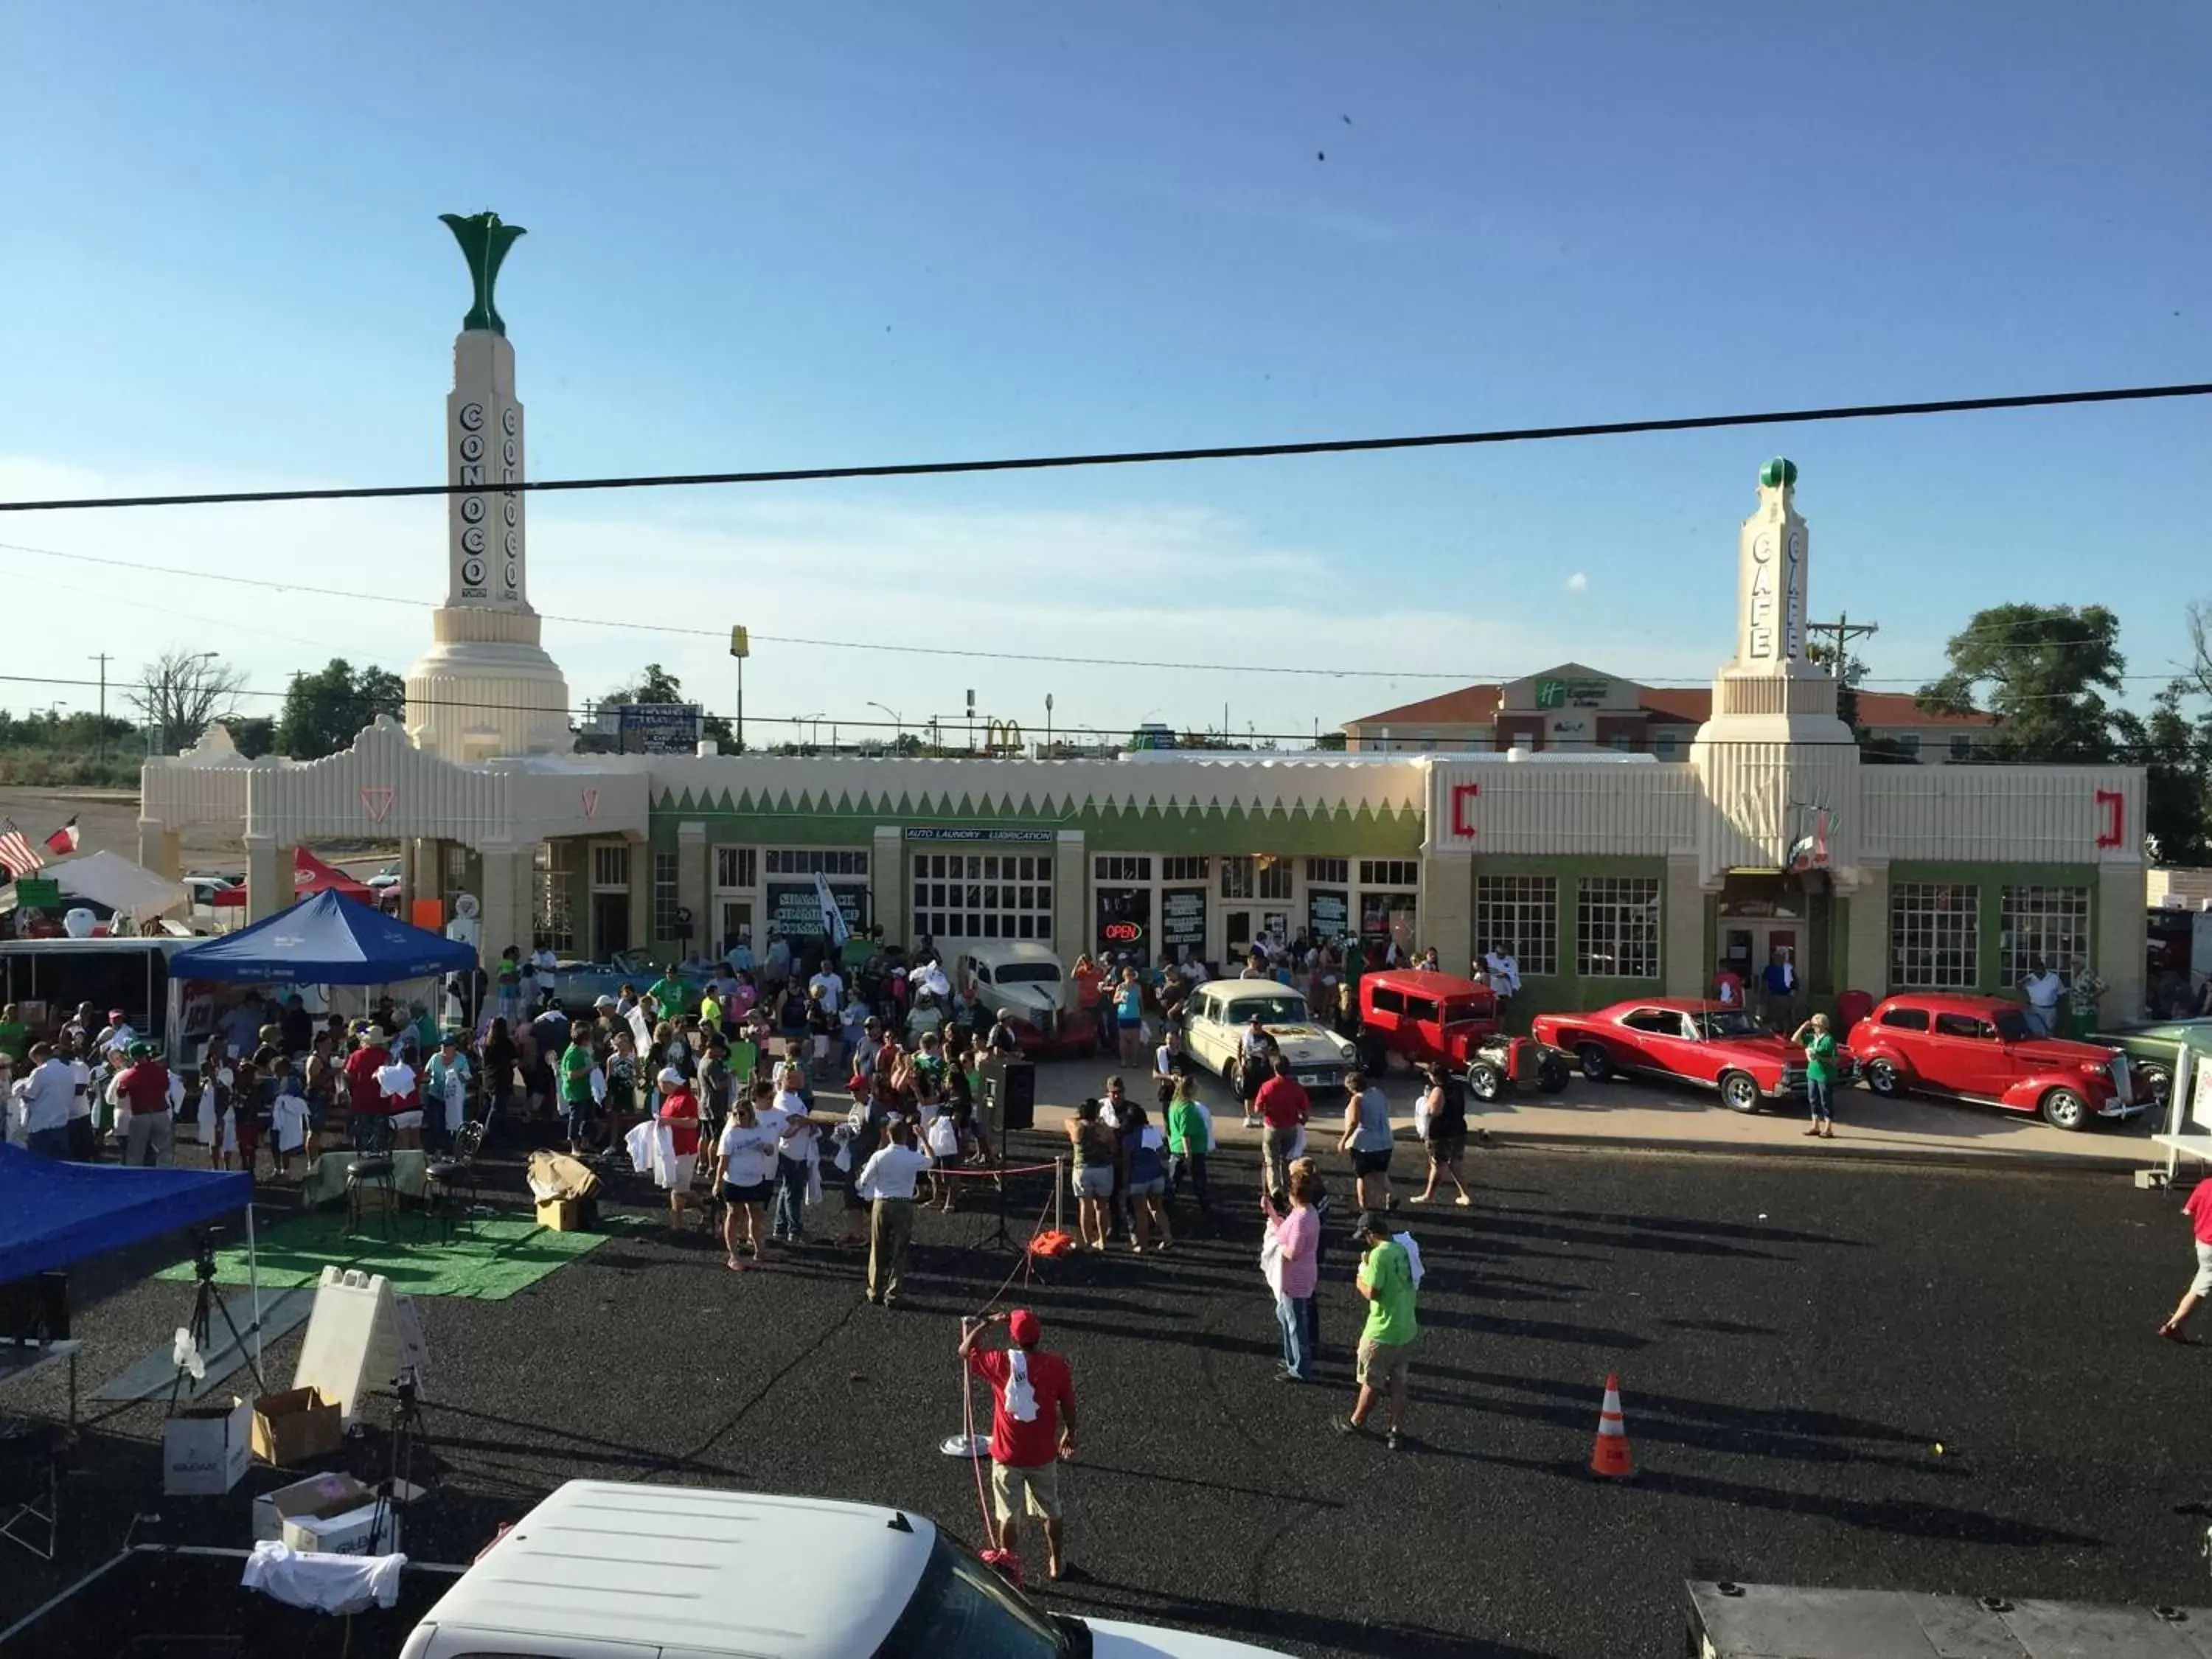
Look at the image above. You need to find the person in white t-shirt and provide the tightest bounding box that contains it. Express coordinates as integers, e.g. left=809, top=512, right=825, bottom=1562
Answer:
left=713, top=1085, right=782, bottom=1271
left=855, top=1119, right=934, bottom=1306
left=807, top=966, right=844, bottom=1015
left=269, top=1085, right=311, bottom=1177
left=2021, top=959, right=2067, bottom=1036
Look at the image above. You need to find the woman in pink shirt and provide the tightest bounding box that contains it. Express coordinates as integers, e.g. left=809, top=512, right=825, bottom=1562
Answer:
left=1262, top=1163, right=1322, bottom=1381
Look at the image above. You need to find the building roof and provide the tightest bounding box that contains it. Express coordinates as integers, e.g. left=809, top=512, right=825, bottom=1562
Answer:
left=1349, top=682, right=1996, bottom=731
left=1342, top=685, right=1503, bottom=728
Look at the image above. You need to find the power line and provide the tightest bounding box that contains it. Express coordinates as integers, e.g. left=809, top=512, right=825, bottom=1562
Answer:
left=5, top=380, right=2210, bottom=515
left=0, top=671, right=2193, bottom=763
left=0, top=536, right=2185, bottom=689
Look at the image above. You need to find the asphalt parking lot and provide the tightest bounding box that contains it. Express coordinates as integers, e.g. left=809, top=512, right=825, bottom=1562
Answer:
left=5, top=1135, right=2208, bottom=1659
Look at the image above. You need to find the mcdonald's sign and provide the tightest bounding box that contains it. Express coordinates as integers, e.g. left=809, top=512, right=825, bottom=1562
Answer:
left=985, top=720, right=1023, bottom=755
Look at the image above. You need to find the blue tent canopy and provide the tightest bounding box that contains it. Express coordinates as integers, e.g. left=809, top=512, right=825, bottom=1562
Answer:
left=170, top=889, right=475, bottom=986
left=0, top=1142, right=251, bottom=1281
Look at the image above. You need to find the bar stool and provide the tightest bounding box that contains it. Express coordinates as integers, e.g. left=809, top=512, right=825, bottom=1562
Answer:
left=346, top=1146, right=397, bottom=1237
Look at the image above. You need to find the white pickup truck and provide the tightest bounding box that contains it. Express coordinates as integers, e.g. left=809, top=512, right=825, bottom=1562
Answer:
left=400, top=1480, right=1287, bottom=1659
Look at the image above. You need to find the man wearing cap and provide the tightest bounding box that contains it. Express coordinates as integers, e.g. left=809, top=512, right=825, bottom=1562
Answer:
left=959, top=1308, right=1077, bottom=1582
left=1335, top=1210, right=1419, bottom=1451
left=114, top=1040, right=176, bottom=1166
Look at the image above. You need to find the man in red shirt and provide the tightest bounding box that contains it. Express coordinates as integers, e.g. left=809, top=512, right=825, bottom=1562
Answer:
left=959, top=1307, right=1077, bottom=1581
left=2157, top=1178, right=2212, bottom=1341
left=1253, top=1055, right=1311, bottom=1208
left=114, top=1041, right=175, bottom=1166
left=343, top=1029, right=392, bottom=1141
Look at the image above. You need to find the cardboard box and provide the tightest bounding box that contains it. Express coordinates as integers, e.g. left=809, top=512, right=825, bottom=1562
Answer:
left=526, top=1150, right=602, bottom=1204
left=251, top=1386, right=344, bottom=1467
left=253, top=1471, right=372, bottom=1542
left=163, top=1396, right=253, bottom=1496
left=282, top=1500, right=400, bottom=1557
left=535, top=1194, right=597, bottom=1232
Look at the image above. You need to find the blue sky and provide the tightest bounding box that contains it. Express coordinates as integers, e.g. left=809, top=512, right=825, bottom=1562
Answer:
left=1, top=1, right=2205, bottom=745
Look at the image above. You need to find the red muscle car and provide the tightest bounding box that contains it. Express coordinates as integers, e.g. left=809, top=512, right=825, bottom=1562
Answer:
left=1529, top=998, right=1811, bottom=1114
left=1846, top=992, right=2149, bottom=1131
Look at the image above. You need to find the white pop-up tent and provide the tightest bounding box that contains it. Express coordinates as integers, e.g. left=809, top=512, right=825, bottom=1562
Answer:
left=33, top=850, right=192, bottom=928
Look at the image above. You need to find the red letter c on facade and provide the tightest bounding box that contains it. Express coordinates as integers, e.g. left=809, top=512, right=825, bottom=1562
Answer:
left=1451, top=782, right=1480, bottom=839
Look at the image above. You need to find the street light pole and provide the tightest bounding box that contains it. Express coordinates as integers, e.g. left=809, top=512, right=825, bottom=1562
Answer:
left=866, top=700, right=905, bottom=745
left=728, top=625, right=751, bottom=753
left=88, top=653, right=111, bottom=763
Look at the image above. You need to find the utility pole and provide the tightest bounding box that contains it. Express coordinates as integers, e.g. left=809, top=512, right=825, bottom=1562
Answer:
left=1045, top=693, right=1053, bottom=755
left=1805, top=613, right=1879, bottom=678
left=88, top=653, right=111, bottom=762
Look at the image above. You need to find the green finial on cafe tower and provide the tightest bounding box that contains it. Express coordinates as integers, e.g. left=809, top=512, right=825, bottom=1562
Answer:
left=439, top=211, right=527, bottom=337
left=1759, top=457, right=1798, bottom=490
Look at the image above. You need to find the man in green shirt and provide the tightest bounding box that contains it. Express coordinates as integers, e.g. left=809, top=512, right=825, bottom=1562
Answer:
left=1336, top=1210, right=1419, bottom=1450
left=647, top=966, right=692, bottom=1018
left=558, top=1022, right=598, bottom=1155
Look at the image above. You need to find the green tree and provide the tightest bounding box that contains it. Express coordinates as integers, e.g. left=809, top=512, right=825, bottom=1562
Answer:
left=2114, top=684, right=2211, bottom=864
left=1312, top=731, right=1348, bottom=751
left=274, top=659, right=405, bottom=759
left=1916, top=603, right=2124, bottom=763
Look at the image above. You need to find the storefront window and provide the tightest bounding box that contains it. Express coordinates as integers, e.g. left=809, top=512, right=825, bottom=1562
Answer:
left=1307, top=858, right=1349, bottom=886
left=911, top=852, right=1051, bottom=943
left=1476, top=875, right=1558, bottom=976
left=1891, top=883, right=1979, bottom=988
left=714, top=846, right=757, bottom=888
left=651, top=852, right=681, bottom=942
left=532, top=842, right=574, bottom=953
left=1360, top=891, right=1416, bottom=960
left=1576, top=877, right=1659, bottom=978
left=2000, top=885, right=2088, bottom=982
left=1257, top=858, right=1294, bottom=901
left=1360, top=860, right=1419, bottom=888
left=1096, top=886, right=1150, bottom=961
left=765, top=849, right=868, bottom=877
left=1221, top=857, right=1255, bottom=900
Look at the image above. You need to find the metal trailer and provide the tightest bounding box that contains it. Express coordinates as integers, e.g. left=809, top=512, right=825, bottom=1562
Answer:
left=1688, top=1581, right=2212, bottom=1658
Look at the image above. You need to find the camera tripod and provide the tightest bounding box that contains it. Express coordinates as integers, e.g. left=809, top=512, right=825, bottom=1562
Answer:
left=166, top=1233, right=263, bottom=1416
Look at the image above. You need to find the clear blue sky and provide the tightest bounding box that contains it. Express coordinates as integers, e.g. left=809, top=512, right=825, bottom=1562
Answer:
left=1, top=1, right=2205, bottom=744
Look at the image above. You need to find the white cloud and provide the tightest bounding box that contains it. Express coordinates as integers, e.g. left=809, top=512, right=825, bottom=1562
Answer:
left=1565, top=571, right=1589, bottom=593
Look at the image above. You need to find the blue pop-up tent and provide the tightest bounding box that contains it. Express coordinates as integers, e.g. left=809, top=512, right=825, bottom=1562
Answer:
left=170, top=889, right=475, bottom=985
left=0, top=1143, right=251, bottom=1282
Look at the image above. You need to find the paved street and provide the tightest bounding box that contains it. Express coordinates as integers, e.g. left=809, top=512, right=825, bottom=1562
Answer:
left=5, top=1136, right=2208, bottom=1658
left=1025, top=1052, right=2168, bottom=1171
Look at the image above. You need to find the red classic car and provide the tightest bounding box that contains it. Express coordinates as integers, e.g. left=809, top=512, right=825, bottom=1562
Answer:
left=1529, top=998, right=1811, bottom=1114
left=1846, top=993, right=2149, bottom=1131
left=1358, top=970, right=1568, bottom=1098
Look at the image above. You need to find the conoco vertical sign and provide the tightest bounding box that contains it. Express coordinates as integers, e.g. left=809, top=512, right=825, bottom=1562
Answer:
left=447, top=344, right=526, bottom=607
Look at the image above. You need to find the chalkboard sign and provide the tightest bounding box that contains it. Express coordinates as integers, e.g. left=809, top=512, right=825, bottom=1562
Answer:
left=1307, top=889, right=1347, bottom=942
left=1161, top=886, right=1207, bottom=956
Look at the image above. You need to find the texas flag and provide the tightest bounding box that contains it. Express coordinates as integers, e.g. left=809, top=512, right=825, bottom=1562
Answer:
left=44, top=816, right=80, bottom=856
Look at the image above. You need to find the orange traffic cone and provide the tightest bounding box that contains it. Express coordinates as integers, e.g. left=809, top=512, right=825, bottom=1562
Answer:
left=1590, top=1372, right=1635, bottom=1478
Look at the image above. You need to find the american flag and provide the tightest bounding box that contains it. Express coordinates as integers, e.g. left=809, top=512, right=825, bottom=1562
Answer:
left=0, top=822, right=46, bottom=879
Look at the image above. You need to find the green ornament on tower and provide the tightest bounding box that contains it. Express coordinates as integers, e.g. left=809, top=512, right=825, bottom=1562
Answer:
left=1759, top=456, right=1799, bottom=489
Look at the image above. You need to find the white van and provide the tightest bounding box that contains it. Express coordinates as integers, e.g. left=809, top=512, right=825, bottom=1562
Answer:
left=400, top=1480, right=1284, bottom=1659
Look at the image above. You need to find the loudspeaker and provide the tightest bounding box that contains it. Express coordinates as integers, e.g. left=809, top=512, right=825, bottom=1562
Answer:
left=980, top=1058, right=1037, bottom=1134
left=0, top=1271, right=69, bottom=1342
